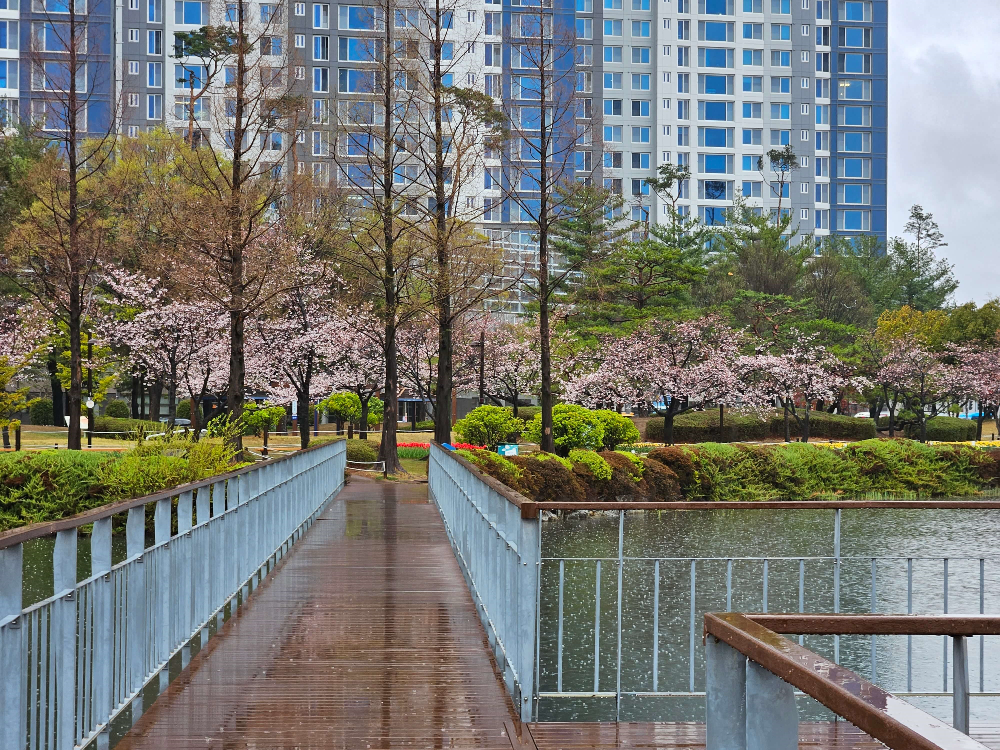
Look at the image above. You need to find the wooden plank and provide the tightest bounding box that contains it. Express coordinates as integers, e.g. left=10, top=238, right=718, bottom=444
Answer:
left=506, top=719, right=539, bottom=750
left=115, top=478, right=517, bottom=749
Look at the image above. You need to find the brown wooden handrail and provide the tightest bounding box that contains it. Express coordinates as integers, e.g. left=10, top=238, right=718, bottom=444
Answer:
left=0, top=437, right=346, bottom=549
left=743, top=614, right=1000, bottom=636
left=704, top=612, right=991, bottom=750
left=536, top=499, right=1000, bottom=511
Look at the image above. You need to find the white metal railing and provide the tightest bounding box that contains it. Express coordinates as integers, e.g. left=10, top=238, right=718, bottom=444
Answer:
left=428, top=444, right=540, bottom=722
left=0, top=439, right=346, bottom=750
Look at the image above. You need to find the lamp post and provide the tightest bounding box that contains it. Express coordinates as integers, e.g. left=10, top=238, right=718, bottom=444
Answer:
left=87, top=337, right=94, bottom=449
left=85, top=398, right=95, bottom=449
left=471, top=329, right=486, bottom=406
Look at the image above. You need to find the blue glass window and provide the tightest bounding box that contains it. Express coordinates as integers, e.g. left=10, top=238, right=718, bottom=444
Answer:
left=175, top=1, right=203, bottom=24
left=703, top=180, right=727, bottom=199
left=742, top=155, right=755, bottom=171
left=704, top=21, right=728, bottom=41
left=703, top=75, right=728, bottom=94
left=703, top=101, right=727, bottom=120
left=704, top=0, right=727, bottom=14
left=704, top=48, right=728, bottom=67
left=704, top=154, right=727, bottom=172
left=703, top=127, right=727, bottom=147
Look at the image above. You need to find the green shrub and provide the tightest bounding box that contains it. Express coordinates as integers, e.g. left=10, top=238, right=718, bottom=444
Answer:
left=615, top=450, right=645, bottom=478
left=508, top=455, right=587, bottom=502
left=568, top=449, right=612, bottom=481
left=345, top=439, right=378, bottom=463
left=365, top=398, right=384, bottom=427
left=241, top=402, right=286, bottom=436
left=323, top=392, right=362, bottom=426
left=99, top=454, right=196, bottom=502
left=104, top=400, right=131, bottom=418
left=0, top=451, right=114, bottom=531
left=175, top=400, right=191, bottom=420
left=639, top=458, right=683, bottom=501
left=454, top=405, right=525, bottom=450
left=29, top=398, right=54, bottom=426
left=535, top=451, right=573, bottom=470
left=510, top=405, right=541, bottom=422
left=525, top=405, right=604, bottom=455
left=455, top=448, right=523, bottom=488
left=644, top=409, right=876, bottom=443
left=646, top=447, right=698, bottom=492
left=94, top=416, right=165, bottom=438
left=915, top=416, right=977, bottom=442
left=415, top=419, right=435, bottom=430
left=595, top=410, right=641, bottom=450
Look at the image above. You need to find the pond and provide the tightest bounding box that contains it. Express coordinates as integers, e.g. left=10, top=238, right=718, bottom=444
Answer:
left=538, top=505, right=1000, bottom=723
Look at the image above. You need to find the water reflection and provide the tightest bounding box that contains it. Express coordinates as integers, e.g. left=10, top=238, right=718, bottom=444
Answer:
left=538, top=507, right=1000, bottom=723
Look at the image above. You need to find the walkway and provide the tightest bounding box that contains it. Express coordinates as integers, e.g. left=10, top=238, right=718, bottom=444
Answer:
left=117, top=477, right=516, bottom=749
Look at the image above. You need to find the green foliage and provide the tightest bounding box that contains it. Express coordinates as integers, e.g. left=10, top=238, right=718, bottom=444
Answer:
left=525, top=404, right=604, bottom=455
left=454, top=405, right=524, bottom=450
left=241, top=402, right=285, bottom=436
left=175, top=399, right=191, bottom=420
left=323, top=392, right=362, bottom=423
left=643, top=409, right=875, bottom=443
left=365, top=397, right=384, bottom=427
left=615, top=450, right=646, bottom=478
left=534, top=451, right=573, bottom=470
left=29, top=398, right=53, bottom=426
left=397, top=445, right=430, bottom=459
left=511, top=405, right=541, bottom=422
left=415, top=420, right=435, bottom=430
left=568, top=449, right=612, bottom=481
left=103, top=400, right=130, bottom=418
left=917, top=416, right=977, bottom=442
left=345, top=439, right=378, bottom=463
left=509, top=455, right=587, bottom=503
left=94, top=416, right=166, bottom=438
left=0, top=435, right=240, bottom=531
left=594, top=410, right=641, bottom=450
left=646, top=446, right=698, bottom=492
left=455, top=448, right=523, bottom=488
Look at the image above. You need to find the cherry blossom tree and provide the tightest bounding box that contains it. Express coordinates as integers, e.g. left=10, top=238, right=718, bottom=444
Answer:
left=248, top=277, right=344, bottom=450
left=937, top=343, right=1000, bottom=440
left=475, top=320, right=541, bottom=418
left=754, top=332, right=861, bottom=443
left=329, top=309, right=386, bottom=441
left=564, top=316, right=755, bottom=445
left=0, top=301, right=49, bottom=447
left=871, top=339, right=944, bottom=443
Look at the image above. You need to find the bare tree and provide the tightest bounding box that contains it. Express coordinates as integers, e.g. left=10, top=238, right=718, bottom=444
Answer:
left=2, top=0, right=121, bottom=449
left=330, top=0, right=428, bottom=473
left=501, top=5, right=590, bottom=452
left=402, top=0, right=510, bottom=441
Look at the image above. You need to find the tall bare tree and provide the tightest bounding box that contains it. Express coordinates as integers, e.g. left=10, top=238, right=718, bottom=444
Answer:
left=2, top=0, right=120, bottom=449
left=502, top=5, right=590, bottom=452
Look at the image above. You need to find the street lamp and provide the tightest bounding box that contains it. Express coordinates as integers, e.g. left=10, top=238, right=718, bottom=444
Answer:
left=85, top=398, right=95, bottom=448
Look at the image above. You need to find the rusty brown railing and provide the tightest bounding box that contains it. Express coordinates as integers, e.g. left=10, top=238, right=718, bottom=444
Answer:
left=704, top=612, right=1000, bottom=750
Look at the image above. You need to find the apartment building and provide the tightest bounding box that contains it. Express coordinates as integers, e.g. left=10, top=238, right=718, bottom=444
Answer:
left=5, top=0, right=886, bottom=255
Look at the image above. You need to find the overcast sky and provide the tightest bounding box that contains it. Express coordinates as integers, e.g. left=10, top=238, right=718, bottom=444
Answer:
left=890, top=0, right=1000, bottom=304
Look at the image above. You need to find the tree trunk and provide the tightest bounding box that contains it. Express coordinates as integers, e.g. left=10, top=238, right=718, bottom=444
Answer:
left=67, top=294, right=83, bottom=450
left=976, top=404, right=985, bottom=441
left=190, top=397, right=201, bottom=440
left=336, top=418, right=344, bottom=435
left=130, top=371, right=140, bottom=419
left=149, top=379, right=164, bottom=423
left=167, top=368, right=177, bottom=426
left=1, top=425, right=9, bottom=450
left=48, top=353, right=64, bottom=426
left=665, top=413, right=674, bottom=446
left=801, top=411, right=810, bottom=443
left=719, top=404, right=725, bottom=442
left=348, top=421, right=354, bottom=439
left=783, top=401, right=790, bottom=443
left=298, top=395, right=311, bottom=449
left=379, top=321, right=402, bottom=473
left=360, top=396, right=370, bottom=441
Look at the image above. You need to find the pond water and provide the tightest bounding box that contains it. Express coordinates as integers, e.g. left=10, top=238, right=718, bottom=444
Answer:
left=538, top=506, right=1000, bottom=723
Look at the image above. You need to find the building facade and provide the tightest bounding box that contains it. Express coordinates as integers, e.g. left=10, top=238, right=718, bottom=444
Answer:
left=4, top=0, right=886, bottom=248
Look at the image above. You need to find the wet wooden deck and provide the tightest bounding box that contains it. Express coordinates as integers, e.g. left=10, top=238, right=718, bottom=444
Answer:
left=116, top=477, right=517, bottom=749
left=115, top=477, right=1000, bottom=750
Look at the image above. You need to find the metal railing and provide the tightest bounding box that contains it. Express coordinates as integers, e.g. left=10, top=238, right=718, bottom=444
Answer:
left=704, top=613, right=998, bottom=750
left=534, top=507, right=1000, bottom=721
left=0, top=439, right=346, bottom=750
left=428, top=444, right=540, bottom=722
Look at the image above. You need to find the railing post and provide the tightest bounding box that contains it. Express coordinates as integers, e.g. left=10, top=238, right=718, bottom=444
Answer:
left=91, top=517, right=113, bottom=739
left=126, top=505, right=146, bottom=722
left=953, top=635, right=970, bottom=735
left=54, top=528, right=77, bottom=750
left=745, top=661, right=798, bottom=750
left=0, top=543, right=24, bottom=750
left=705, top=636, right=746, bottom=750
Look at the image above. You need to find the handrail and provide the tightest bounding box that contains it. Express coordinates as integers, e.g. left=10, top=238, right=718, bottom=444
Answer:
left=704, top=612, right=991, bottom=750
left=433, top=442, right=540, bottom=518
left=535, top=499, right=1000, bottom=511
left=744, top=614, right=1000, bottom=636
left=0, top=437, right=345, bottom=548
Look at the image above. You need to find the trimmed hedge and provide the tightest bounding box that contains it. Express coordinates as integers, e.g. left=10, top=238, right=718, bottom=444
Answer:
left=94, top=416, right=168, bottom=438
left=643, top=409, right=876, bottom=443
left=29, top=398, right=54, bottom=426
left=103, top=400, right=131, bottom=418
left=345, top=439, right=379, bottom=463
left=456, top=440, right=1000, bottom=505
left=510, top=406, right=541, bottom=422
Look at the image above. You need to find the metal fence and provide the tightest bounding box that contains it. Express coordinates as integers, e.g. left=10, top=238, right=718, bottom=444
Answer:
left=0, top=439, right=346, bottom=750
left=427, top=444, right=540, bottom=722
left=536, top=509, right=1000, bottom=721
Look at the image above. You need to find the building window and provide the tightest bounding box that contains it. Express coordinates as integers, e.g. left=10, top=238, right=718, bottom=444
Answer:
left=174, top=1, right=205, bottom=24
left=294, top=1, right=305, bottom=13
left=127, top=125, right=139, bottom=136
left=147, top=61, right=161, bottom=87
left=147, top=93, right=162, bottom=119
left=128, top=28, right=139, bottom=42
left=128, top=60, right=140, bottom=75
left=148, top=30, right=162, bottom=55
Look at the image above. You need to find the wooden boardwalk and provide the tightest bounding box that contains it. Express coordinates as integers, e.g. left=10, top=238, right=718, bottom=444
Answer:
left=117, top=477, right=517, bottom=749
left=115, top=476, right=999, bottom=750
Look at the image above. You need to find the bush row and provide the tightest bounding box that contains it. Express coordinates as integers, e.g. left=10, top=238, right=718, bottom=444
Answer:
left=453, top=440, right=1000, bottom=505
left=0, top=438, right=240, bottom=532
left=876, top=415, right=978, bottom=442
left=644, top=409, right=878, bottom=443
